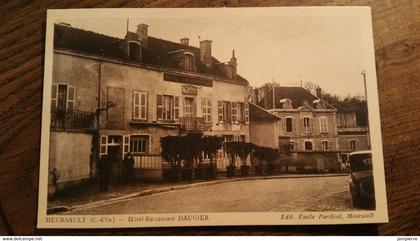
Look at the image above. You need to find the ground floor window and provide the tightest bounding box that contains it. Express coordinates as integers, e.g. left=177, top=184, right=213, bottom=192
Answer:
left=290, top=141, right=295, bottom=151
left=304, top=140, right=313, bottom=150
left=130, top=135, right=149, bottom=154
left=350, top=140, right=357, bottom=150
left=321, top=140, right=329, bottom=151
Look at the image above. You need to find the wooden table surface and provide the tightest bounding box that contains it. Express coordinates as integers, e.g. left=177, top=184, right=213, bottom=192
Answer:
left=0, top=0, right=419, bottom=236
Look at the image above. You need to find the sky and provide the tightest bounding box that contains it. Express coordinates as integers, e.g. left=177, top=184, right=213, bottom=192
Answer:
left=57, top=8, right=372, bottom=98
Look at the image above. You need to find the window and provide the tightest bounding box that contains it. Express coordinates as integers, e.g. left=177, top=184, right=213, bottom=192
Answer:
left=133, top=91, right=147, bottom=120
left=202, top=98, right=212, bottom=122
left=129, top=42, right=140, bottom=61
left=289, top=141, right=295, bottom=151
left=286, top=117, right=293, bottom=132
left=100, top=135, right=108, bottom=156
left=350, top=140, right=357, bottom=150
left=319, top=116, right=328, bottom=133
left=223, top=101, right=231, bottom=122
left=244, top=102, right=249, bottom=124
left=217, top=101, right=223, bottom=123
left=231, top=102, right=238, bottom=123
left=303, top=117, right=311, bottom=132
left=184, top=54, right=194, bottom=70
left=304, top=141, right=313, bottom=150
left=321, top=140, right=329, bottom=151
left=157, top=95, right=179, bottom=121
left=52, top=84, right=75, bottom=110
left=184, top=97, right=195, bottom=117
left=130, top=135, right=149, bottom=154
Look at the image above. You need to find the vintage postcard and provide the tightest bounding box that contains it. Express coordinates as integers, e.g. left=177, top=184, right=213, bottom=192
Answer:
left=38, top=7, right=388, bottom=228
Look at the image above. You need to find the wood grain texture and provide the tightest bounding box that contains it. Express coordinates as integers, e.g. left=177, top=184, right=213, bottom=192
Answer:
left=0, top=0, right=419, bottom=235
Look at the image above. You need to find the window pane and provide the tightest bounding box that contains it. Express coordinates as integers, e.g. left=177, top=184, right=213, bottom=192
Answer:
left=67, top=87, right=75, bottom=101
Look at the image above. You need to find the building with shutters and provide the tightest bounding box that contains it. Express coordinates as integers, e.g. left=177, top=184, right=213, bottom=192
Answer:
left=48, top=22, right=251, bottom=192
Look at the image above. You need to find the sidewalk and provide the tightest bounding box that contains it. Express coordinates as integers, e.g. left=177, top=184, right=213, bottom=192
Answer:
left=47, top=173, right=349, bottom=214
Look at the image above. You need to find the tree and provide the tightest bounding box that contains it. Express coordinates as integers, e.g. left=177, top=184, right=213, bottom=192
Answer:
left=253, top=146, right=279, bottom=175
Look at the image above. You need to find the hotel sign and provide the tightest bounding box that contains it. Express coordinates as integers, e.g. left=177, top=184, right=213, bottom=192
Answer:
left=182, top=85, right=198, bottom=95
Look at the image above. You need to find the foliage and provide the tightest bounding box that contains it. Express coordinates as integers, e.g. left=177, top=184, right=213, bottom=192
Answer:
left=303, top=81, right=368, bottom=126
left=253, top=146, right=279, bottom=164
left=223, top=142, right=257, bottom=166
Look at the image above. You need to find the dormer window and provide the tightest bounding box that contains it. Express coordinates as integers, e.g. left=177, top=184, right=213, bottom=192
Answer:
left=128, top=42, right=141, bottom=61
left=280, top=98, right=293, bottom=109
left=313, top=99, right=326, bottom=109
left=184, top=53, right=195, bottom=71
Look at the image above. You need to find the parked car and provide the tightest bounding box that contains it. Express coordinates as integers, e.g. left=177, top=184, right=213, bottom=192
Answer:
left=348, top=150, right=375, bottom=209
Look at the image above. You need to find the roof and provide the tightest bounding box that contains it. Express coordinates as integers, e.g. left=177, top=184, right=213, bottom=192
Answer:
left=257, top=86, right=334, bottom=110
left=53, top=24, right=249, bottom=84
left=249, top=102, right=281, bottom=121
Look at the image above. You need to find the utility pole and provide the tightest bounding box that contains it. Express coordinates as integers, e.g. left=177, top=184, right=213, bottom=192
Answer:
left=272, top=78, right=275, bottom=109
left=361, top=70, right=371, bottom=149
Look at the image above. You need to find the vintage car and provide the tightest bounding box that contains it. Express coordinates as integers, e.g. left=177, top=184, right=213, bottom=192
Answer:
left=348, top=150, right=376, bottom=209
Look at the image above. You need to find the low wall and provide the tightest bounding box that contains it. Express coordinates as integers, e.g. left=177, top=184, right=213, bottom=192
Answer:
left=48, top=131, right=93, bottom=195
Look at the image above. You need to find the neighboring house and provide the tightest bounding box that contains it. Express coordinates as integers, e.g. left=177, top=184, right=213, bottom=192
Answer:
left=255, top=86, right=339, bottom=152
left=336, top=112, right=370, bottom=163
left=49, top=22, right=251, bottom=192
left=252, top=86, right=341, bottom=171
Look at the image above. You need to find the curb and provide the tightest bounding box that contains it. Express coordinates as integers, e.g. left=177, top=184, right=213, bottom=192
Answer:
left=49, top=173, right=349, bottom=214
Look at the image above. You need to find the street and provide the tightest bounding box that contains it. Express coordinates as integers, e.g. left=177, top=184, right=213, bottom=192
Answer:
left=70, top=175, right=355, bottom=215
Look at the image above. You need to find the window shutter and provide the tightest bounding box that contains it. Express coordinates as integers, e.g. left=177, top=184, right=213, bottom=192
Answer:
left=174, top=96, right=180, bottom=120
left=133, top=91, right=140, bottom=119
left=140, top=92, right=147, bottom=120
left=100, top=135, right=108, bottom=156
left=293, top=118, right=296, bottom=132
left=218, top=101, right=223, bottom=123
left=66, top=86, right=75, bottom=111
left=244, top=102, right=249, bottom=124
left=51, top=84, right=57, bottom=109
left=123, top=135, right=130, bottom=156
left=207, top=99, right=212, bottom=122
left=157, top=94, right=163, bottom=120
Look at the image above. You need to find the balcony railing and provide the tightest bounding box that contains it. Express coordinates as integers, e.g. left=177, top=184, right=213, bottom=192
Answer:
left=51, top=108, right=94, bottom=131
left=179, top=116, right=211, bottom=133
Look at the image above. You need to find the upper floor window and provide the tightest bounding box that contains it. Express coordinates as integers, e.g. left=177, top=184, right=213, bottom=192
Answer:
left=201, top=98, right=212, bottom=122
left=217, top=101, right=249, bottom=124
left=183, top=97, right=195, bottom=117
left=157, top=94, right=179, bottom=121
left=319, top=116, right=328, bottom=133
left=133, top=91, right=147, bottom=120
left=304, top=140, right=313, bottom=151
left=321, top=140, right=329, bottom=151
left=350, top=140, right=357, bottom=150
left=52, top=84, right=75, bottom=111
left=129, top=42, right=141, bottom=61
left=303, top=117, right=311, bottom=132
left=286, top=117, right=294, bottom=132
left=231, top=102, right=238, bottom=123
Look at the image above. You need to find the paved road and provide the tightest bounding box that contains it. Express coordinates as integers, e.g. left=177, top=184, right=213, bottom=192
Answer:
left=71, top=175, right=355, bottom=215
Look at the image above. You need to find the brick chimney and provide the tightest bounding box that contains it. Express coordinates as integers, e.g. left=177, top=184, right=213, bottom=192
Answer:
left=200, top=40, right=212, bottom=67
left=136, top=23, right=148, bottom=47
left=180, top=38, right=189, bottom=46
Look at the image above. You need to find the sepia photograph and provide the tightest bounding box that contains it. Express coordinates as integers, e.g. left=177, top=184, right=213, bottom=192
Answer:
left=37, top=7, right=388, bottom=228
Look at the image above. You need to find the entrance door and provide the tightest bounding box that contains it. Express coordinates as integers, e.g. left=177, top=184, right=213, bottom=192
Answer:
left=108, top=145, right=122, bottom=182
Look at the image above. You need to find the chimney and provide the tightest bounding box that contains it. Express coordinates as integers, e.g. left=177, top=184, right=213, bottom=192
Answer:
left=200, top=40, right=212, bottom=67
left=315, top=86, right=322, bottom=98
left=180, top=38, right=189, bottom=46
left=136, top=23, right=148, bottom=47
